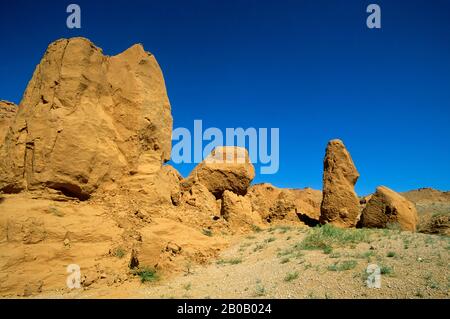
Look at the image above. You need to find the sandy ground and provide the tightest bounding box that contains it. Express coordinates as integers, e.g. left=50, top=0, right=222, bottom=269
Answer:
left=36, top=225, right=449, bottom=299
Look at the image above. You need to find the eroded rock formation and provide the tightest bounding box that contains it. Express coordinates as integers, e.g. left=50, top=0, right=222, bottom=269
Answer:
left=359, top=186, right=419, bottom=231
left=246, top=183, right=322, bottom=226
left=0, top=37, right=173, bottom=199
left=320, top=139, right=360, bottom=228
left=184, top=146, right=255, bottom=198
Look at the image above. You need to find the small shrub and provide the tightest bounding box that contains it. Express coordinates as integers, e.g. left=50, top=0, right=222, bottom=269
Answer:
left=134, top=267, right=159, bottom=283
left=202, top=228, right=213, bottom=237
left=358, top=251, right=374, bottom=259
left=428, top=281, right=439, bottom=289
left=217, top=258, right=242, bottom=265
left=380, top=265, right=393, bottom=275
left=183, top=283, right=192, bottom=290
left=386, top=251, right=396, bottom=258
left=327, top=264, right=338, bottom=271
left=184, top=261, right=193, bottom=275
left=252, top=225, right=263, bottom=233
left=327, top=260, right=357, bottom=272
left=292, top=251, right=304, bottom=258
left=254, top=284, right=266, bottom=297
left=277, top=247, right=303, bottom=260
left=277, top=248, right=294, bottom=257
left=265, top=237, right=276, bottom=243
left=284, top=271, right=299, bottom=282
left=113, top=247, right=126, bottom=258
left=280, top=257, right=290, bottom=264
left=253, top=243, right=266, bottom=252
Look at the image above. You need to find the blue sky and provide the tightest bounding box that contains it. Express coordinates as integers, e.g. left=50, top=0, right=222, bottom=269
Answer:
left=1, top=0, right=449, bottom=195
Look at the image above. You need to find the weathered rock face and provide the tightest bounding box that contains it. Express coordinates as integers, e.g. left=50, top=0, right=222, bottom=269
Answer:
left=0, top=101, right=17, bottom=144
left=418, top=214, right=450, bottom=236
left=359, top=186, right=418, bottom=231
left=246, top=183, right=322, bottom=225
left=161, top=165, right=183, bottom=206
left=221, top=190, right=263, bottom=232
left=320, top=139, right=360, bottom=228
left=186, top=146, right=255, bottom=198
left=181, top=181, right=221, bottom=217
left=0, top=38, right=172, bottom=198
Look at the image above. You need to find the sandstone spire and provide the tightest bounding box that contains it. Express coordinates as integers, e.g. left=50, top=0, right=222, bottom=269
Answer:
left=319, top=139, right=360, bottom=227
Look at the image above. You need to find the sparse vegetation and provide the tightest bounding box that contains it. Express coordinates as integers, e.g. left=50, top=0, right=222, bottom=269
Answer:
left=253, top=243, right=266, bottom=252
left=183, top=283, right=192, bottom=290
left=217, top=258, right=242, bottom=265
left=386, top=251, right=396, bottom=258
left=380, top=265, right=393, bottom=275
left=327, top=260, right=357, bottom=272
left=202, top=228, right=213, bottom=237
left=425, top=236, right=435, bottom=245
left=265, top=237, right=276, bottom=243
left=303, top=262, right=312, bottom=270
left=240, top=242, right=251, bottom=248
left=113, top=247, right=126, bottom=258
left=357, top=251, right=374, bottom=260
left=134, top=267, right=159, bottom=283
left=284, top=271, right=299, bottom=282
left=254, top=284, right=266, bottom=297
left=424, top=273, right=439, bottom=289
left=269, top=225, right=292, bottom=234
left=252, top=225, right=263, bottom=233
left=119, top=219, right=450, bottom=299
left=184, top=261, right=193, bottom=275
left=386, top=222, right=402, bottom=231
left=297, top=224, right=370, bottom=253
left=277, top=248, right=294, bottom=257
left=277, top=247, right=303, bottom=260
left=432, top=211, right=449, bottom=218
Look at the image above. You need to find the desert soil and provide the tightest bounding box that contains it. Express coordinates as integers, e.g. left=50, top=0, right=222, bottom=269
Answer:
left=38, top=225, right=449, bottom=299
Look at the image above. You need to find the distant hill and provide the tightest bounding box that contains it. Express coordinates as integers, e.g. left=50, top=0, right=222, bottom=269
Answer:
left=402, top=188, right=450, bottom=236
left=402, top=188, right=450, bottom=215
